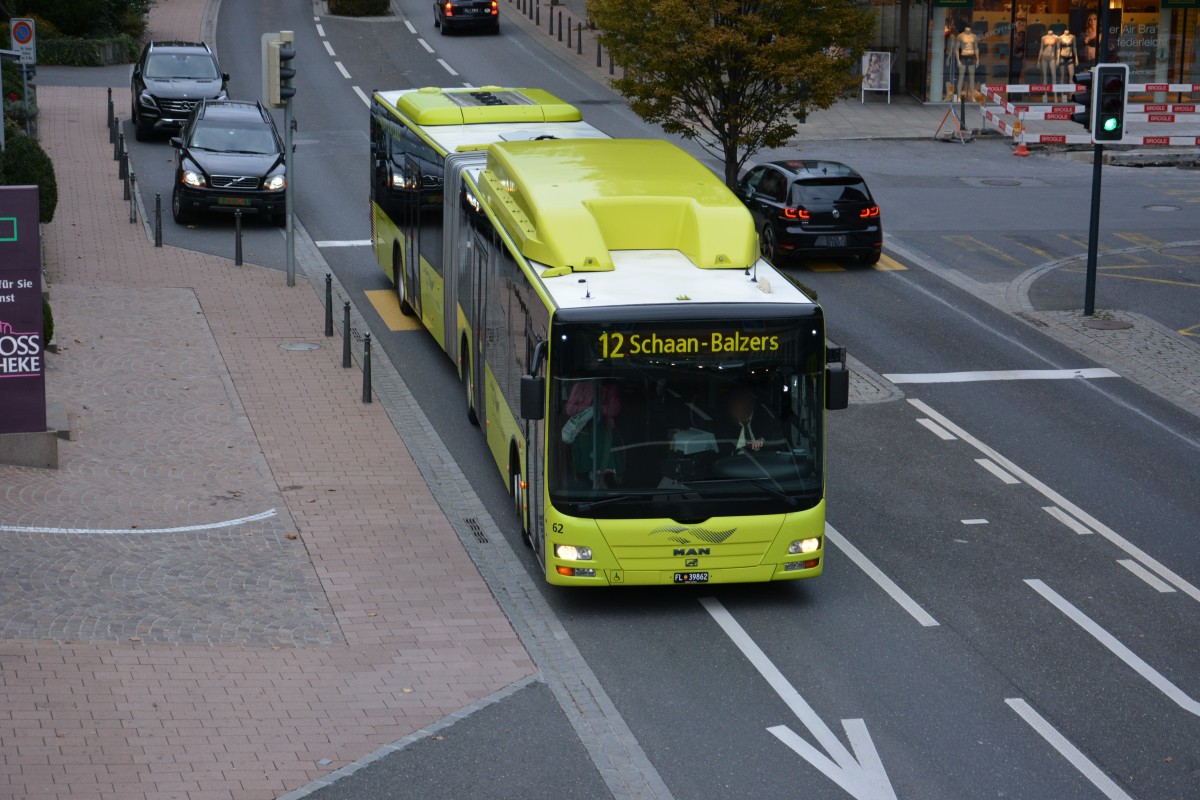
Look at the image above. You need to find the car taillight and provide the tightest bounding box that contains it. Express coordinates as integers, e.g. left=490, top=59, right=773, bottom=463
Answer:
left=783, top=207, right=810, bottom=221
left=444, top=1, right=453, bottom=13
left=491, top=0, right=498, bottom=12
left=860, top=205, right=880, bottom=218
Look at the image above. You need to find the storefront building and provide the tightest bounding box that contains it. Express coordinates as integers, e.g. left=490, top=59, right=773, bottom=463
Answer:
left=867, top=0, right=1200, bottom=102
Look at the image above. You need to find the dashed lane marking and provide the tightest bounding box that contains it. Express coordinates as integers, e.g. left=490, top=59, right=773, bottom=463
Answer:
left=418, top=38, right=434, bottom=53
left=438, top=58, right=459, bottom=76
left=323, top=40, right=336, bottom=57
left=1006, top=698, right=1134, bottom=800
left=884, top=368, right=1120, bottom=384
left=1042, top=506, right=1093, bottom=535
left=335, top=61, right=350, bottom=79
left=1117, top=559, right=1176, bottom=593
left=315, top=239, right=371, bottom=247
left=352, top=86, right=370, bottom=106
left=975, top=458, right=1020, bottom=485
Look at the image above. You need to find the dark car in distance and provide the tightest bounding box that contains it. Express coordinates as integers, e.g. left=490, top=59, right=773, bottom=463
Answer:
left=131, top=41, right=228, bottom=141
left=737, top=160, right=882, bottom=266
left=434, top=0, right=500, bottom=34
left=170, top=100, right=287, bottom=226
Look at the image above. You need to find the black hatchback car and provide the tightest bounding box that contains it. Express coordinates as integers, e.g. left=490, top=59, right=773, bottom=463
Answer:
left=131, top=41, right=228, bottom=141
left=170, top=100, right=287, bottom=226
left=737, top=160, right=882, bottom=265
left=434, top=0, right=500, bottom=34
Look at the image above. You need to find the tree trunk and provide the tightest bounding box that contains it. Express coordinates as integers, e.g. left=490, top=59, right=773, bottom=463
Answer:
left=722, top=138, right=740, bottom=189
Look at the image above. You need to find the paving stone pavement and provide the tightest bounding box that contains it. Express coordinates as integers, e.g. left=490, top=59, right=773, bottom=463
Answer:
left=0, top=3, right=534, bottom=797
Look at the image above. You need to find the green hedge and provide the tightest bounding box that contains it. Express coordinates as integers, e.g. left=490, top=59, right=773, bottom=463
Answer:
left=1, top=133, right=58, bottom=224
left=328, top=0, right=390, bottom=16
left=35, top=35, right=139, bottom=66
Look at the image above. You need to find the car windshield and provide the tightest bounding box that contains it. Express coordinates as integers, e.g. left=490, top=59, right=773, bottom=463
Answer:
left=548, top=317, right=826, bottom=518
left=146, top=53, right=219, bottom=80
left=188, top=123, right=277, bottom=154
left=791, top=179, right=869, bottom=206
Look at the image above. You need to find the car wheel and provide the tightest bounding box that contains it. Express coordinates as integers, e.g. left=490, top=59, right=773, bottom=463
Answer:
left=760, top=224, right=780, bottom=265
left=133, top=108, right=153, bottom=142
left=860, top=250, right=881, bottom=265
left=491, top=22, right=500, bottom=34
left=272, top=212, right=286, bottom=228
left=171, top=185, right=193, bottom=224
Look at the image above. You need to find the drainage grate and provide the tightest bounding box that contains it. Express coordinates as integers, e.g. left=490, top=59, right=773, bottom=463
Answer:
left=464, top=517, right=488, bottom=544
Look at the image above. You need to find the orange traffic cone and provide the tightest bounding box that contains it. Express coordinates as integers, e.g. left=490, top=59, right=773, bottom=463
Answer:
left=1013, top=141, right=1030, bottom=156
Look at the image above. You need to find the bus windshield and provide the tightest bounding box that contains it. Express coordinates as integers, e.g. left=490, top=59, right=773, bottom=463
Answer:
left=548, top=316, right=826, bottom=518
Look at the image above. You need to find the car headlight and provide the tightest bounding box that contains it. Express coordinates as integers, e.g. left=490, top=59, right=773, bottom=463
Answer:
left=263, top=174, right=286, bottom=191
left=138, top=92, right=158, bottom=109
left=182, top=169, right=206, bottom=188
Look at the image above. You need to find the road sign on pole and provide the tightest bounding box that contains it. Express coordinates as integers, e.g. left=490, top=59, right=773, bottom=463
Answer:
left=10, top=18, right=36, bottom=65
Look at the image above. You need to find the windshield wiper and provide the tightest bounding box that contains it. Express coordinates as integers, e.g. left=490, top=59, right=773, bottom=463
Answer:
left=575, top=486, right=702, bottom=512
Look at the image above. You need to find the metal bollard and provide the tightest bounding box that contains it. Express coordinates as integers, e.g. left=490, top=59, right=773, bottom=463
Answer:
left=609, top=52, right=615, bottom=76
left=557, top=11, right=562, bottom=41
left=107, top=89, right=115, bottom=143
left=362, top=334, right=372, bottom=404
left=535, top=0, right=539, bottom=25
left=342, top=301, right=352, bottom=368
left=113, top=127, right=121, bottom=160
left=567, top=17, right=572, bottom=47
left=324, top=274, right=334, bottom=336
left=129, top=173, right=137, bottom=224
left=122, top=168, right=130, bottom=201
left=577, top=24, right=582, bottom=55
left=549, top=8, right=553, bottom=35
left=597, top=40, right=602, bottom=68
left=154, top=193, right=162, bottom=246
left=118, top=143, right=128, bottom=180
left=234, top=209, right=243, bottom=265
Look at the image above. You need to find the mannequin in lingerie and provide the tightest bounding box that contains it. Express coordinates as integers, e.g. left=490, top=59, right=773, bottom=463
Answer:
left=956, top=26, right=980, bottom=100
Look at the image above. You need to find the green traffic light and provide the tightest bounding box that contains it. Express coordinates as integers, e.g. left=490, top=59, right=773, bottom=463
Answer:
left=1102, top=117, right=1120, bottom=132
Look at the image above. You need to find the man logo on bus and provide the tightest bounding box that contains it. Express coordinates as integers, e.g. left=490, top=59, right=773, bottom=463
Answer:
left=0, top=320, right=42, bottom=378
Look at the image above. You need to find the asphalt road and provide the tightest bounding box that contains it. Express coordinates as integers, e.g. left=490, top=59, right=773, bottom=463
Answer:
left=76, top=0, right=1200, bottom=796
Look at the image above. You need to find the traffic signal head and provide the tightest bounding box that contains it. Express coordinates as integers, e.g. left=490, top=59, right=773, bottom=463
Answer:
left=264, top=31, right=296, bottom=107
left=1070, top=70, right=1093, bottom=131
left=1092, top=63, right=1128, bottom=143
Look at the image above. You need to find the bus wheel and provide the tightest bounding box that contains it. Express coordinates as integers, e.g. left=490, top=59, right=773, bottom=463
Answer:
left=512, top=469, right=535, bottom=553
left=393, top=245, right=415, bottom=316
left=462, top=346, right=479, bottom=426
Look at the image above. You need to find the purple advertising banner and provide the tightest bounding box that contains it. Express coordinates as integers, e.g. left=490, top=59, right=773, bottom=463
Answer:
left=0, top=185, right=46, bottom=435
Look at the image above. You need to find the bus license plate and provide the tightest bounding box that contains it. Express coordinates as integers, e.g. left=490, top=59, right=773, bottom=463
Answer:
left=218, top=197, right=251, bottom=207
left=674, top=572, right=709, bottom=584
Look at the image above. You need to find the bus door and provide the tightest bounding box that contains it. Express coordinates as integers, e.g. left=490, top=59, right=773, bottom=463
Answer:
left=403, top=153, right=423, bottom=316
left=465, top=227, right=489, bottom=424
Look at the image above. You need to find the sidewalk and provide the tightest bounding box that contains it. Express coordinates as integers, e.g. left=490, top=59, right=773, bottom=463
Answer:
left=0, top=4, right=532, bottom=800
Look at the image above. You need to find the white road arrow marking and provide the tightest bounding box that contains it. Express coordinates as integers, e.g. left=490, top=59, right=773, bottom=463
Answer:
left=701, top=597, right=898, bottom=799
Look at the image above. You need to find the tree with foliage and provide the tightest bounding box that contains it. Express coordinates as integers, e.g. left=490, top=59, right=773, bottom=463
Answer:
left=1, top=133, right=58, bottom=223
left=589, top=0, right=876, bottom=187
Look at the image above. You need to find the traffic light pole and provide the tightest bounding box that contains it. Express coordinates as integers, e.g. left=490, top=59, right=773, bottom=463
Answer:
left=1083, top=143, right=1102, bottom=316
left=285, top=98, right=295, bottom=287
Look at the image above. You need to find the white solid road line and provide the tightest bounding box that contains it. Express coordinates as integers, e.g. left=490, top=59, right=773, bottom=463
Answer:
left=975, top=458, right=1020, bottom=485
left=352, top=86, right=370, bottom=107
left=323, top=40, right=336, bottom=57
left=826, top=523, right=939, bottom=627
left=916, top=417, right=956, bottom=440
left=0, top=509, right=278, bottom=535
left=404, top=20, right=417, bottom=34
left=1005, top=698, right=1134, bottom=800
left=315, top=239, right=371, bottom=247
left=1042, top=505, right=1094, bottom=535
left=438, top=58, right=459, bottom=76
left=884, top=368, right=1120, bottom=384
left=335, top=61, right=351, bottom=80
left=1026, top=579, right=1200, bottom=716
left=1116, top=559, right=1176, bottom=593
left=909, top=398, right=1200, bottom=604
left=418, top=38, right=434, bottom=53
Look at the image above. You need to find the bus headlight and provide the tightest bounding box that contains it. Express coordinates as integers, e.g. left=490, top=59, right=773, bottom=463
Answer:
left=554, top=544, right=592, bottom=561
left=788, top=538, right=820, bottom=555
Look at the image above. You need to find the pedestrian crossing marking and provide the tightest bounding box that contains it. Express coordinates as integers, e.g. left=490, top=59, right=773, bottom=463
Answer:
left=365, top=290, right=422, bottom=331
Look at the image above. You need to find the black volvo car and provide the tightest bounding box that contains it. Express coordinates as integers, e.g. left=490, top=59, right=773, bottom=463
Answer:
left=737, top=160, right=882, bottom=266
left=170, top=100, right=288, bottom=226
left=131, top=41, right=229, bottom=141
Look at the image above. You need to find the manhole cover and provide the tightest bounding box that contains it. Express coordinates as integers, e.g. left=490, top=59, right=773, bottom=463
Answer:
left=280, top=341, right=321, bottom=351
left=1083, top=319, right=1133, bottom=330
left=982, top=178, right=1021, bottom=187
left=1144, top=204, right=1180, bottom=212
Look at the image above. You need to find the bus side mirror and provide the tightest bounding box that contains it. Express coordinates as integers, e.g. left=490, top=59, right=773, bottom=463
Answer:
left=825, top=343, right=849, bottom=410
left=520, top=375, right=545, bottom=420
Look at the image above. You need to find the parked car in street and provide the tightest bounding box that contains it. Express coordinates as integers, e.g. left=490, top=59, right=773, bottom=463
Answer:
left=170, top=100, right=288, bottom=226
left=434, top=0, right=500, bottom=35
left=737, top=160, right=882, bottom=265
left=131, top=41, right=229, bottom=141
